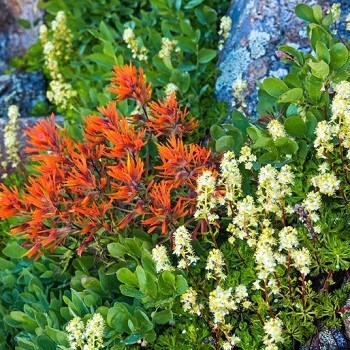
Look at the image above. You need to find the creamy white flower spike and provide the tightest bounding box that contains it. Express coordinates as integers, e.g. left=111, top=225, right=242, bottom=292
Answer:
left=152, top=245, right=173, bottom=273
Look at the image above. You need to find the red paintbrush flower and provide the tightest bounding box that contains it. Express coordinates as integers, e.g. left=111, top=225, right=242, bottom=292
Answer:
left=142, top=181, right=188, bottom=234
left=104, top=118, right=146, bottom=158
left=108, top=64, right=152, bottom=105
left=108, top=154, right=144, bottom=203
left=147, top=92, right=198, bottom=137
left=0, top=184, right=23, bottom=219
left=156, top=134, right=213, bottom=188
left=24, top=114, right=62, bottom=154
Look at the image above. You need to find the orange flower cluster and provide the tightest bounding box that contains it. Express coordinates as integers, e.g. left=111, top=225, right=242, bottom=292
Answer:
left=0, top=64, right=214, bottom=257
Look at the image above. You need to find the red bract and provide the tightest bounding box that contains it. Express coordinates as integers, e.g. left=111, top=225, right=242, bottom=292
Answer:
left=147, top=92, right=198, bottom=137
left=156, top=134, right=213, bottom=188
left=142, top=181, right=188, bottom=234
left=108, top=155, right=144, bottom=203
left=108, top=64, right=152, bottom=105
left=0, top=64, right=215, bottom=257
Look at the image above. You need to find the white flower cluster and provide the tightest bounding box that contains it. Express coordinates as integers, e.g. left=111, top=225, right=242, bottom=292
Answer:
left=181, top=287, right=203, bottom=316
left=257, top=164, right=294, bottom=216
left=314, top=120, right=336, bottom=158
left=278, top=226, right=299, bottom=251
left=173, top=226, right=199, bottom=269
left=267, top=119, right=286, bottom=141
left=239, top=145, right=257, bottom=170
left=209, top=286, right=236, bottom=325
left=347, top=14, right=350, bottom=31
left=290, top=247, right=311, bottom=275
left=232, top=77, right=248, bottom=109
left=152, top=245, right=173, bottom=273
left=194, top=170, right=220, bottom=222
left=330, top=3, right=341, bottom=21
left=263, top=317, right=284, bottom=350
left=218, top=16, right=232, bottom=50
left=206, top=249, right=226, bottom=280
left=311, top=171, right=340, bottom=196
left=40, top=11, right=76, bottom=111
left=66, top=313, right=104, bottom=350
left=221, top=334, right=241, bottom=350
left=164, top=83, right=178, bottom=98
left=1, top=105, right=21, bottom=177
left=158, top=37, right=179, bottom=60
left=219, top=151, right=242, bottom=208
left=123, top=27, right=148, bottom=61
left=227, top=195, right=260, bottom=244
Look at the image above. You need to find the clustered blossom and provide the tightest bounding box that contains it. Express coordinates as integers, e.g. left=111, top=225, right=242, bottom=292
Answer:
left=257, top=164, right=294, bottom=216
left=209, top=286, right=236, bottom=325
left=66, top=313, right=104, bottom=350
left=219, top=151, right=242, bottom=208
left=40, top=11, right=76, bottom=111
left=123, top=27, right=148, bottom=61
left=227, top=195, right=260, bottom=244
left=291, top=247, right=311, bottom=275
left=267, top=119, right=286, bottom=141
left=164, top=83, right=178, bottom=98
left=314, top=120, right=336, bottom=158
left=173, top=226, right=199, bottom=268
left=311, top=172, right=340, bottom=196
left=1, top=105, right=21, bottom=177
left=206, top=249, right=226, bottom=280
left=330, top=3, right=341, bottom=21
left=222, top=334, right=241, bottom=350
left=278, top=226, right=299, bottom=251
left=158, top=37, right=179, bottom=60
left=152, top=245, right=173, bottom=273
left=181, top=287, right=203, bottom=316
left=263, top=317, right=284, bottom=350
left=239, top=145, right=256, bottom=170
left=218, top=16, right=232, bottom=50
left=232, top=77, right=248, bottom=109
left=347, top=13, right=350, bottom=31
left=194, top=170, right=220, bottom=222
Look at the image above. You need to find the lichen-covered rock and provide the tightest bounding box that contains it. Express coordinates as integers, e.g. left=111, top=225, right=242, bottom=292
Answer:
left=0, top=72, right=46, bottom=118
left=216, top=0, right=350, bottom=118
left=0, top=0, right=43, bottom=71
left=302, top=329, right=350, bottom=350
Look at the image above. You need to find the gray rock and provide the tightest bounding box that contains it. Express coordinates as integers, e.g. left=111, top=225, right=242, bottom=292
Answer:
left=302, top=329, right=350, bottom=350
left=0, top=0, right=43, bottom=71
left=0, top=72, right=46, bottom=118
left=216, top=0, right=350, bottom=119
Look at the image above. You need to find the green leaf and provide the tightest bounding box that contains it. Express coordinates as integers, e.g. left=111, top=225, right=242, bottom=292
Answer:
left=284, top=116, right=307, bottom=138
left=312, top=5, right=323, bottom=23
left=315, top=41, right=330, bottom=64
left=210, top=125, right=226, bottom=140
left=108, top=243, right=127, bottom=258
left=198, top=48, right=216, bottom=64
left=278, top=88, right=303, bottom=103
left=120, top=285, right=145, bottom=299
left=330, top=43, right=349, bottom=70
left=216, top=135, right=235, bottom=152
left=117, top=268, right=139, bottom=287
left=275, top=137, right=299, bottom=154
left=184, top=0, right=205, bottom=9
left=263, top=77, right=289, bottom=97
left=153, top=310, right=173, bottom=324
left=259, top=151, right=278, bottom=164
left=295, top=4, right=315, bottom=22
left=278, top=45, right=304, bottom=66
left=308, top=60, right=329, bottom=79
left=87, top=53, right=115, bottom=67
left=3, top=242, right=27, bottom=258
left=175, top=275, right=188, bottom=294
left=176, top=36, right=197, bottom=53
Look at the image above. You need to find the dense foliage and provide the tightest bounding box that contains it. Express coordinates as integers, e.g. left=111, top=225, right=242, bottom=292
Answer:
left=2, top=2, right=350, bottom=350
